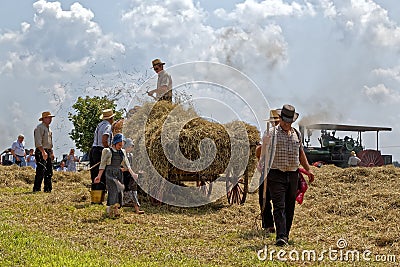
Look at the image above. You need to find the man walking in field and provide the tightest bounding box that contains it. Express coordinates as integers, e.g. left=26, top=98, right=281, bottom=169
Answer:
left=260, top=104, right=314, bottom=246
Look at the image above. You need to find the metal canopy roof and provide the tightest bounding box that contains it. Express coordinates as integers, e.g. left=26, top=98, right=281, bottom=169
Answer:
left=303, top=123, right=392, bottom=132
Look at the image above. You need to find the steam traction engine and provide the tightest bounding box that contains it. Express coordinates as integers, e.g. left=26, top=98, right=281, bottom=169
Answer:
left=299, top=124, right=392, bottom=168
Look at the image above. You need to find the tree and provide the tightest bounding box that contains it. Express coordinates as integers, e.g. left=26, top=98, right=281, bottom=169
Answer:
left=68, top=96, right=123, bottom=153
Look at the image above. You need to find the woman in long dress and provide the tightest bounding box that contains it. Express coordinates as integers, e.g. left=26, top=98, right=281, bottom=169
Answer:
left=94, top=134, right=140, bottom=217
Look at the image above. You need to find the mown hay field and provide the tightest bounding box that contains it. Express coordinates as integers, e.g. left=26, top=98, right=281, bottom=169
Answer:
left=0, top=164, right=399, bottom=266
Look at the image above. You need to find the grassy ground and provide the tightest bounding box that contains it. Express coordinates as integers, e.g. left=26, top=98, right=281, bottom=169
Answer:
left=0, top=165, right=399, bottom=266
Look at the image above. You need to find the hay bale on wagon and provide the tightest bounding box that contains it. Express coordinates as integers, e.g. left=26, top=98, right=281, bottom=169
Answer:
left=123, top=101, right=260, bottom=204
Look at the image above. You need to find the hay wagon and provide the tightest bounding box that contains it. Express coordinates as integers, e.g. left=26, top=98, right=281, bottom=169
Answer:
left=122, top=101, right=261, bottom=206
left=166, top=143, right=258, bottom=205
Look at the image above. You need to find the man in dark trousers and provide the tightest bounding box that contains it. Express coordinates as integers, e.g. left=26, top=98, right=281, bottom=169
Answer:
left=266, top=104, right=314, bottom=246
left=89, top=109, right=114, bottom=202
left=33, top=111, right=55, bottom=192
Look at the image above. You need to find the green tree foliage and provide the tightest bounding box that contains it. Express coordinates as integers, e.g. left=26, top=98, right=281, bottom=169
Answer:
left=68, top=96, right=123, bottom=153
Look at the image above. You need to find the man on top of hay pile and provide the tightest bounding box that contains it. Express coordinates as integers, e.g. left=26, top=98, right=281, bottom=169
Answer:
left=147, top=58, right=173, bottom=102
left=33, top=111, right=55, bottom=193
left=89, top=109, right=115, bottom=203
left=261, top=104, right=314, bottom=246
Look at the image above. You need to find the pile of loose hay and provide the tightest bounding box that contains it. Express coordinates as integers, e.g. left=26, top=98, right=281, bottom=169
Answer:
left=122, top=101, right=260, bottom=204
left=123, top=101, right=260, bottom=179
left=294, top=164, right=400, bottom=255
left=0, top=165, right=92, bottom=202
left=0, top=165, right=89, bottom=187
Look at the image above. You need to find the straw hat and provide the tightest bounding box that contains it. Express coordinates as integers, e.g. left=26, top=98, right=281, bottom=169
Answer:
left=39, top=111, right=55, bottom=121
left=100, top=109, right=115, bottom=120
left=264, top=109, right=279, bottom=122
left=152, top=58, right=165, bottom=68
left=276, top=104, right=299, bottom=123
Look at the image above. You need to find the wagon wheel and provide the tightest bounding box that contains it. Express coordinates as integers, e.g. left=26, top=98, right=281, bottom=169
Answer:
left=197, top=178, right=213, bottom=198
left=226, top=174, right=248, bottom=205
left=358, top=150, right=384, bottom=167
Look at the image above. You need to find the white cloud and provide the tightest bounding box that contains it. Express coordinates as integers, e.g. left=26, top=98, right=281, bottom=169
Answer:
left=331, top=0, right=400, bottom=47
left=120, top=0, right=289, bottom=74
left=215, top=0, right=311, bottom=22
left=319, top=0, right=337, bottom=18
left=0, top=0, right=125, bottom=78
left=372, top=67, right=400, bottom=81
left=363, top=83, right=400, bottom=104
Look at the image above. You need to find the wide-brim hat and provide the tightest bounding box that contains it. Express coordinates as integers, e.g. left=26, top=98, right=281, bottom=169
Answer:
left=152, top=58, right=165, bottom=68
left=276, top=104, right=299, bottom=123
left=100, top=109, right=115, bottom=120
left=39, top=111, right=55, bottom=121
left=264, top=109, right=280, bottom=122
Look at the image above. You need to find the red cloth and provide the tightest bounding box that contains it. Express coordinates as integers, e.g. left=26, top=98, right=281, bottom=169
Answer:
left=296, top=168, right=311, bottom=204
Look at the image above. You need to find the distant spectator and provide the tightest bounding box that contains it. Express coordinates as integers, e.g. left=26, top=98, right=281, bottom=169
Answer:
left=56, top=161, right=67, bottom=172
left=65, top=148, right=79, bottom=172
left=11, top=134, right=26, bottom=167
left=26, top=149, right=36, bottom=169
left=348, top=151, right=361, bottom=167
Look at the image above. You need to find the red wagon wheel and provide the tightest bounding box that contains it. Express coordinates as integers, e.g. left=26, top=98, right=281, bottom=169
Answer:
left=358, top=150, right=384, bottom=167
left=226, top=175, right=248, bottom=205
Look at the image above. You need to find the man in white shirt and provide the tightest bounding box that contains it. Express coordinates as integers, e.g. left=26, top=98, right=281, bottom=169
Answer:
left=147, top=58, right=173, bottom=102
left=89, top=109, right=114, bottom=201
left=348, top=151, right=361, bottom=167
left=11, top=134, right=26, bottom=167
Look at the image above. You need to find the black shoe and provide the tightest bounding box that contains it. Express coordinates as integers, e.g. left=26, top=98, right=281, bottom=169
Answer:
left=44, top=190, right=51, bottom=193
left=276, top=237, right=288, bottom=247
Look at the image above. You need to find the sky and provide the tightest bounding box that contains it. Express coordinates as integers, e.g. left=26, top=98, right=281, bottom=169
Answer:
left=0, top=0, right=400, bottom=162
